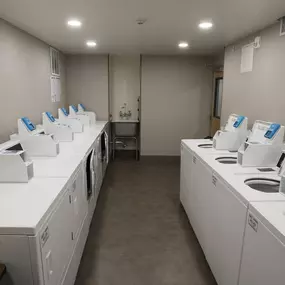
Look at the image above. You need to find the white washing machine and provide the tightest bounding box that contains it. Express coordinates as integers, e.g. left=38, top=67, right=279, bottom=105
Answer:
left=180, top=140, right=242, bottom=222
left=0, top=178, right=74, bottom=285
left=184, top=120, right=285, bottom=285
left=239, top=200, right=285, bottom=285
left=193, top=161, right=285, bottom=285
left=181, top=120, right=285, bottom=285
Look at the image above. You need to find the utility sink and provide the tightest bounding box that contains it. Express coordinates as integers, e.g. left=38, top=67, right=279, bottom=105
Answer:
left=244, top=178, right=280, bottom=193
left=198, top=143, right=213, bottom=148
left=216, top=156, right=237, bottom=164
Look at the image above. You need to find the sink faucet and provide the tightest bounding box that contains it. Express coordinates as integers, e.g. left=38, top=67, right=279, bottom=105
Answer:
left=119, top=103, right=132, bottom=120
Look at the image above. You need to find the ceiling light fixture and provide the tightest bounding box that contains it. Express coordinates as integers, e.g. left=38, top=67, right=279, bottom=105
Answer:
left=86, top=41, right=97, bottom=47
left=199, top=21, right=213, bottom=30
left=178, top=42, right=189, bottom=49
left=67, top=19, right=82, bottom=27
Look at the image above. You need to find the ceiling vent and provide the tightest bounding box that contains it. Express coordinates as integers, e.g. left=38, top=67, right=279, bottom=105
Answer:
left=50, top=47, right=60, bottom=76
left=136, top=18, right=147, bottom=25
left=280, top=17, right=285, bottom=36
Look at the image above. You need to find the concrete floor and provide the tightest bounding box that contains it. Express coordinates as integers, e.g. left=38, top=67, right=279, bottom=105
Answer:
left=75, top=156, right=217, bottom=285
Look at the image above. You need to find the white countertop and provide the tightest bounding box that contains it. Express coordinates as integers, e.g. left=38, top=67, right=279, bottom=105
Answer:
left=204, top=153, right=279, bottom=177
left=182, top=139, right=234, bottom=157
left=217, top=172, right=285, bottom=205
left=32, top=122, right=107, bottom=178
left=0, top=121, right=108, bottom=235
left=250, top=201, right=285, bottom=244
left=0, top=177, right=68, bottom=235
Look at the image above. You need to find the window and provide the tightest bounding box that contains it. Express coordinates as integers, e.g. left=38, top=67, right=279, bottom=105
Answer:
left=50, top=48, right=60, bottom=76
left=213, top=77, right=223, bottom=118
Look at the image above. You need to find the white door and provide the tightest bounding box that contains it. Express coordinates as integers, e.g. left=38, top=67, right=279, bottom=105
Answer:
left=70, top=167, right=88, bottom=242
left=206, top=173, right=247, bottom=285
left=41, top=193, right=73, bottom=285
left=239, top=211, right=285, bottom=285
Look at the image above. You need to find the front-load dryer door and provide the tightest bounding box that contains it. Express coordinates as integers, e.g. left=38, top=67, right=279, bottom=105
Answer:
left=104, top=131, right=109, bottom=165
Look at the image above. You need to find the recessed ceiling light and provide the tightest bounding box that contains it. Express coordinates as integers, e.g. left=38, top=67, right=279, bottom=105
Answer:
left=199, top=21, right=213, bottom=30
left=86, top=41, right=97, bottom=47
left=178, top=42, right=189, bottom=49
left=67, top=19, right=82, bottom=27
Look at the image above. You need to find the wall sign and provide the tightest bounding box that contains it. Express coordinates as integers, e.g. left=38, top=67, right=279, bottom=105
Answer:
left=241, top=43, right=254, bottom=73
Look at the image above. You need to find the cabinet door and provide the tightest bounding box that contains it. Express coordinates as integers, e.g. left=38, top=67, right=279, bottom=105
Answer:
left=239, top=212, right=285, bottom=285
left=70, top=168, right=88, bottom=242
left=41, top=193, right=73, bottom=285
left=206, top=174, right=247, bottom=285
left=190, top=156, right=212, bottom=251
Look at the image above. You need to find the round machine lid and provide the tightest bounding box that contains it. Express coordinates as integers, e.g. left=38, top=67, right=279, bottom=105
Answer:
left=215, top=156, right=237, bottom=164
left=198, top=143, right=213, bottom=149
left=244, top=178, right=280, bottom=193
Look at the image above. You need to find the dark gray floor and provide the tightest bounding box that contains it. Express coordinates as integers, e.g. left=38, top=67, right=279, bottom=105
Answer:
left=75, top=156, right=217, bottom=285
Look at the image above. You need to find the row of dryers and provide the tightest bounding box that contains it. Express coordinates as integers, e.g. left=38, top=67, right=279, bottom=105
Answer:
left=0, top=104, right=109, bottom=285
left=180, top=114, right=285, bottom=285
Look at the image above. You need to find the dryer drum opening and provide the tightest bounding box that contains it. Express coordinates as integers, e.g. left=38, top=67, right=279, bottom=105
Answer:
left=198, top=144, right=213, bottom=149
left=244, top=178, right=280, bottom=193
left=215, top=157, right=237, bottom=164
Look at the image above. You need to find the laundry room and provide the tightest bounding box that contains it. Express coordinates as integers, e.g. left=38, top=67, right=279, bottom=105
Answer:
left=0, top=1, right=285, bottom=285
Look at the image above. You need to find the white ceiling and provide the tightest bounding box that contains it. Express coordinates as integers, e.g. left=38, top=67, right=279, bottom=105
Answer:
left=1, top=0, right=285, bottom=55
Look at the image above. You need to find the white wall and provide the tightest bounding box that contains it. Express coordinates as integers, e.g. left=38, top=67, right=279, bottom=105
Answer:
left=222, top=22, right=285, bottom=127
left=66, top=55, right=109, bottom=120
left=109, top=55, right=140, bottom=121
left=141, top=56, right=213, bottom=156
left=0, top=19, right=66, bottom=143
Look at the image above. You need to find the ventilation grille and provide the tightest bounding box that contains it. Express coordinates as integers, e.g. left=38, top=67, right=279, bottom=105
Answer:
left=280, top=17, right=285, bottom=36
left=50, top=47, right=60, bottom=76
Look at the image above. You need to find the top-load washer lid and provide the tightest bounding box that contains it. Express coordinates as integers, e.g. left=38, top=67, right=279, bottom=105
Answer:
left=215, top=156, right=237, bottom=164
left=198, top=143, right=213, bottom=148
left=244, top=178, right=280, bottom=193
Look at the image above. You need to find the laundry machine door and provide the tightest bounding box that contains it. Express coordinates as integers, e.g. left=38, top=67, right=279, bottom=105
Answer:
left=70, top=167, right=88, bottom=243
left=41, top=193, right=73, bottom=285
left=104, top=130, right=109, bottom=165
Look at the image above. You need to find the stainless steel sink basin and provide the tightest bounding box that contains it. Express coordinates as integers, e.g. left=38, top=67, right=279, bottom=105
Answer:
left=216, top=157, right=237, bottom=164
left=244, top=178, right=280, bottom=193
left=198, top=144, right=213, bottom=149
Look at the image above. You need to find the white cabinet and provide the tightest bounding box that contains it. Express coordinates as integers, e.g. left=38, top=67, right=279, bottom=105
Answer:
left=40, top=192, right=73, bottom=285
left=239, top=211, right=285, bottom=285
left=206, top=173, right=247, bottom=285
left=69, top=166, right=88, bottom=243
